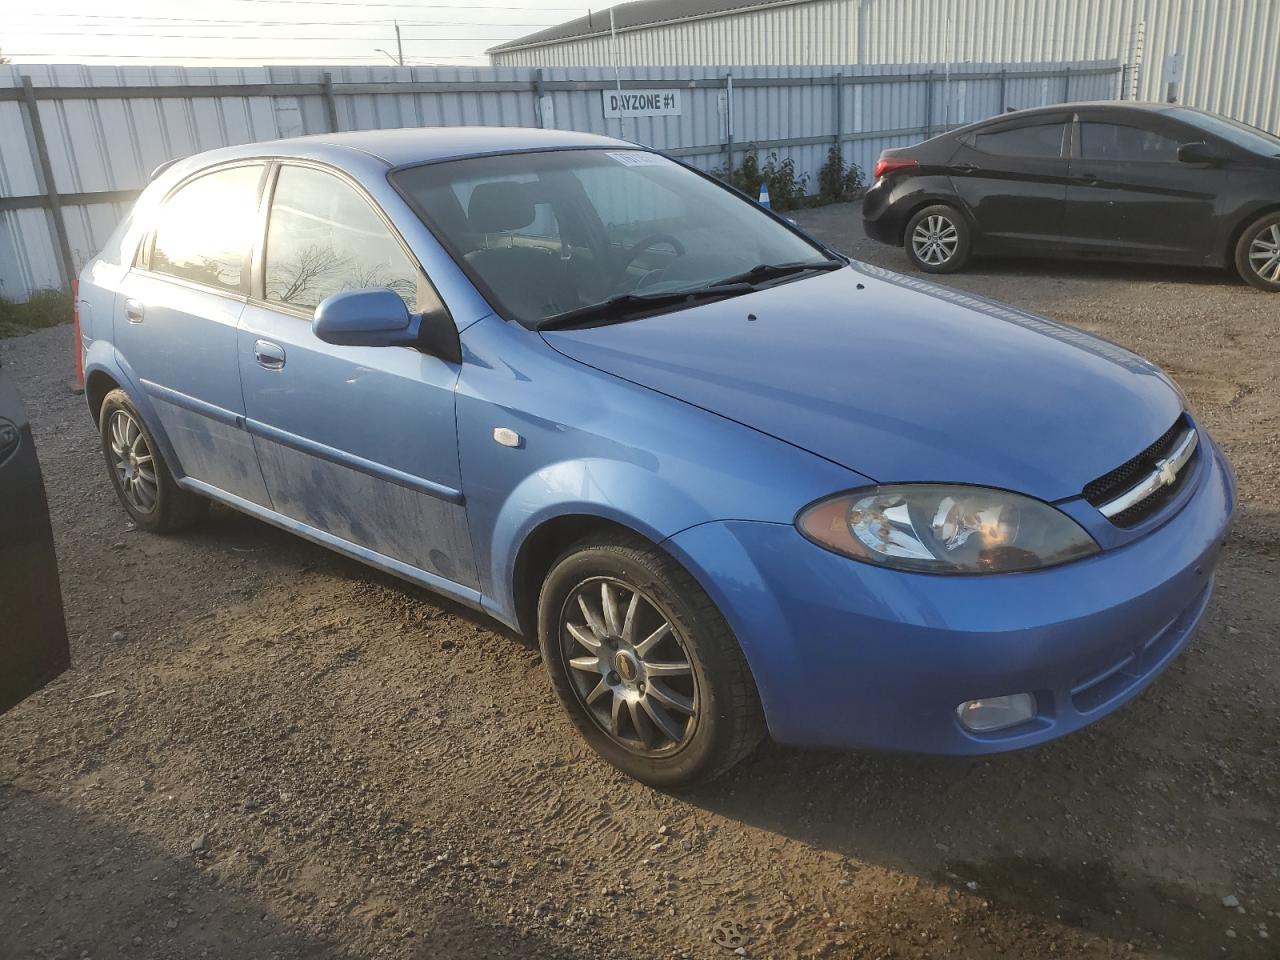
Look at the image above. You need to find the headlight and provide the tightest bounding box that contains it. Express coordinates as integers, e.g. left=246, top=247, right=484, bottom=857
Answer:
left=797, top=484, right=1099, bottom=574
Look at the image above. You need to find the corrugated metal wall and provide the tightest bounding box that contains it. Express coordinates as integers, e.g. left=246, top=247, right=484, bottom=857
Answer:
left=490, top=0, right=1280, bottom=131
left=0, top=59, right=1117, bottom=302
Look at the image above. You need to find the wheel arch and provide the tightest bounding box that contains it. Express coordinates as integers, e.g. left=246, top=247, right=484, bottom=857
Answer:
left=85, top=369, right=122, bottom=425
left=894, top=194, right=975, bottom=246
left=1225, top=203, right=1280, bottom=274
left=510, top=512, right=662, bottom=638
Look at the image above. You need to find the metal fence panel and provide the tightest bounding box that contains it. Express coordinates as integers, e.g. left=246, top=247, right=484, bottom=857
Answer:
left=0, top=58, right=1119, bottom=302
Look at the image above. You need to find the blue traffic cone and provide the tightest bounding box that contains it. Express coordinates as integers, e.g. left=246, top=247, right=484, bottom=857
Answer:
left=758, top=181, right=771, bottom=210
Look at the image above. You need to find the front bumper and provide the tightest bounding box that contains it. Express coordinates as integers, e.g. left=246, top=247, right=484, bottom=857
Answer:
left=664, top=437, right=1235, bottom=754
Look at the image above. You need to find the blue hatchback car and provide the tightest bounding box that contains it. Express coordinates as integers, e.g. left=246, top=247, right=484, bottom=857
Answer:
left=79, top=127, right=1235, bottom=786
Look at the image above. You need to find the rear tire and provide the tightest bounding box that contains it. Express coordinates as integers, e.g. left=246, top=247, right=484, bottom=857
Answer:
left=1235, top=212, right=1280, bottom=292
left=99, top=389, right=208, bottom=533
left=537, top=534, right=765, bottom=788
left=904, top=204, right=972, bottom=273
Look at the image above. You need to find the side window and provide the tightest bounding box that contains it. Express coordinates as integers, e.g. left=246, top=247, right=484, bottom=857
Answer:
left=972, top=122, right=1067, bottom=159
left=1079, top=122, right=1182, bottom=162
left=264, top=165, right=421, bottom=313
left=150, top=165, right=263, bottom=292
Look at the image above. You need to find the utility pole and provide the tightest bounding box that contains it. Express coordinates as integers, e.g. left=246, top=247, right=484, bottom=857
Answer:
left=394, top=20, right=403, bottom=67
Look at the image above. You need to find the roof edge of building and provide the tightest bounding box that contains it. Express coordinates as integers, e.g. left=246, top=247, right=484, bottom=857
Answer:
left=486, top=0, right=818, bottom=56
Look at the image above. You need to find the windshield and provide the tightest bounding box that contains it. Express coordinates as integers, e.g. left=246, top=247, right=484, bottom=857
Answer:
left=392, top=149, right=831, bottom=327
left=1170, top=107, right=1280, bottom=156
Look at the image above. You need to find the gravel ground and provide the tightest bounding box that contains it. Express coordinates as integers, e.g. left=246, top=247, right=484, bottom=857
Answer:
left=3, top=204, right=1279, bottom=960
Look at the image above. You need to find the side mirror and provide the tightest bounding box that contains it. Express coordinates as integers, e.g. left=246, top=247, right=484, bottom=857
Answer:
left=313, top=288, right=461, bottom=363
left=1177, top=141, right=1224, bottom=165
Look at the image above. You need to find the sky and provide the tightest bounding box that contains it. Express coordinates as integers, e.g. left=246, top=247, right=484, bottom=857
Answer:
left=1, top=0, right=585, bottom=66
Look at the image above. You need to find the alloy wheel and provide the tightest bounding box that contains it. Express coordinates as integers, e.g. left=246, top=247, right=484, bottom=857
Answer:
left=911, top=214, right=959, bottom=266
left=109, top=409, right=158, bottom=513
left=559, top=577, right=698, bottom=756
left=1248, top=223, right=1280, bottom=283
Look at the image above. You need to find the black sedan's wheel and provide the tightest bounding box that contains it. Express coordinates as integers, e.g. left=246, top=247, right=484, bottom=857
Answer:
left=99, top=389, right=207, bottom=533
left=905, top=204, right=972, bottom=273
left=537, top=534, right=764, bottom=788
left=1236, top=213, right=1280, bottom=292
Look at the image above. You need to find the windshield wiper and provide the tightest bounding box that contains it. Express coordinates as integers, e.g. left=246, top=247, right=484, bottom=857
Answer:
left=537, top=282, right=755, bottom=331
left=713, top=259, right=845, bottom=287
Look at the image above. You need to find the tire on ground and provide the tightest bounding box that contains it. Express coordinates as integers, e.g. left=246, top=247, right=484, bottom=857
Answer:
left=536, top=533, right=765, bottom=788
left=904, top=203, right=973, bottom=274
left=1234, top=211, right=1280, bottom=292
left=99, top=388, right=208, bottom=534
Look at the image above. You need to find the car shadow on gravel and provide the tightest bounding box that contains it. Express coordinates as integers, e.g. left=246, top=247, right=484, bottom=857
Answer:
left=1, top=784, right=605, bottom=960
left=0, top=783, right=341, bottom=959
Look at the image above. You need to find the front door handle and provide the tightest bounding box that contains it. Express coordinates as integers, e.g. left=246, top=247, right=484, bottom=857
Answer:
left=949, top=162, right=977, bottom=174
left=125, top=299, right=144, bottom=323
left=254, top=339, right=286, bottom=370
left=1074, top=172, right=1100, bottom=185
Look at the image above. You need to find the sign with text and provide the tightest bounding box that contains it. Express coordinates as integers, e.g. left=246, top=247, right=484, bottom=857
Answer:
left=602, top=89, right=682, bottom=119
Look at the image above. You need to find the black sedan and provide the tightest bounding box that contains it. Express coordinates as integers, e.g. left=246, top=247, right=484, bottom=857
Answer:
left=862, top=101, right=1280, bottom=290
left=1, top=357, right=69, bottom=714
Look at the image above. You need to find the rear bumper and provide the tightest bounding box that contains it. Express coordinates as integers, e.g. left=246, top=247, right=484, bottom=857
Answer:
left=860, top=182, right=901, bottom=244
left=665, top=436, right=1235, bottom=754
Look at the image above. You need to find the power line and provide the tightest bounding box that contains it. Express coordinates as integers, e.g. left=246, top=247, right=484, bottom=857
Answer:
left=215, top=0, right=581, bottom=8
left=1, top=51, right=490, bottom=61
left=9, top=14, right=557, bottom=27
left=16, top=31, right=528, bottom=40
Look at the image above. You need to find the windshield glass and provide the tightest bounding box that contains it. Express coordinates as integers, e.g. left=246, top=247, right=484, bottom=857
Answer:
left=1170, top=107, right=1280, bottom=156
left=392, top=149, right=830, bottom=327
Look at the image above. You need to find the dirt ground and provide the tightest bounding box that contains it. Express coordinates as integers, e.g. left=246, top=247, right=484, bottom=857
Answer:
left=3, top=204, right=1279, bottom=960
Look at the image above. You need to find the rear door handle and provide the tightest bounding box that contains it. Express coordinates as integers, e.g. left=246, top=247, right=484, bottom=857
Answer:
left=948, top=162, right=977, bottom=174
left=125, top=299, right=144, bottom=323
left=1074, top=173, right=1100, bottom=185
left=254, top=339, right=286, bottom=370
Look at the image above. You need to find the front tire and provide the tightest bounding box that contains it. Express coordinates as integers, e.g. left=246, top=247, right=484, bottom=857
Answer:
left=1235, top=213, right=1280, bottom=292
left=537, top=534, right=764, bottom=788
left=99, top=389, right=208, bottom=533
left=904, top=203, right=972, bottom=273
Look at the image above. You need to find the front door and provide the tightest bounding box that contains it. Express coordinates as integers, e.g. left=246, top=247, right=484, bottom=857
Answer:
left=238, top=163, right=477, bottom=589
left=113, top=163, right=271, bottom=505
left=1063, top=117, right=1223, bottom=261
left=947, top=113, right=1071, bottom=252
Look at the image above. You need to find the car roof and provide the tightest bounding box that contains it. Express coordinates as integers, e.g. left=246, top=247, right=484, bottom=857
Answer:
left=169, top=126, right=633, bottom=173
left=970, top=100, right=1179, bottom=127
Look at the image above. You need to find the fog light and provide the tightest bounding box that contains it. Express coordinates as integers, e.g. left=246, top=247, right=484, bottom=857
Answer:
left=956, top=693, right=1036, bottom=733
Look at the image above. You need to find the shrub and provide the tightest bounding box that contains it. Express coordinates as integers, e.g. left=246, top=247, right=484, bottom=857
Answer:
left=817, top=146, right=866, bottom=203
left=715, top=147, right=810, bottom=210
left=0, top=288, right=73, bottom=339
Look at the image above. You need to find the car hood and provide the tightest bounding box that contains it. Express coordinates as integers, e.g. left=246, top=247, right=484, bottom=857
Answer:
left=541, top=263, right=1184, bottom=503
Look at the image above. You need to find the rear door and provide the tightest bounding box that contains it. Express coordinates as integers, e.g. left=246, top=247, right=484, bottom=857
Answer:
left=1063, top=112, right=1224, bottom=261
left=113, top=162, right=272, bottom=505
left=0, top=361, right=69, bottom=713
left=947, top=113, right=1071, bottom=251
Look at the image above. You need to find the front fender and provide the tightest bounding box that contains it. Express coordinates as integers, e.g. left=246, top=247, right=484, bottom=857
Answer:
left=455, top=315, right=866, bottom=627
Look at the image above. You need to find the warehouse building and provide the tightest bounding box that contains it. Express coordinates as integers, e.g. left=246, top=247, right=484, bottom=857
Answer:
left=488, top=0, right=1279, bottom=129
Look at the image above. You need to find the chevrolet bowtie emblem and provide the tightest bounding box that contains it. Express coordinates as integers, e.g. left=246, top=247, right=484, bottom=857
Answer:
left=1156, top=458, right=1179, bottom=487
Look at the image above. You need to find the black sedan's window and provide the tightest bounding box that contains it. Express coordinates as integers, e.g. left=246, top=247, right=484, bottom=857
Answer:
left=1079, top=123, right=1181, bottom=163
left=972, top=122, right=1067, bottom=159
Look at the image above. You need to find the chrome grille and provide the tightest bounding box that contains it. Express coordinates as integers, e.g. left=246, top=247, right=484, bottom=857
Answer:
left=1084, top=416, right=1198, bottom=528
